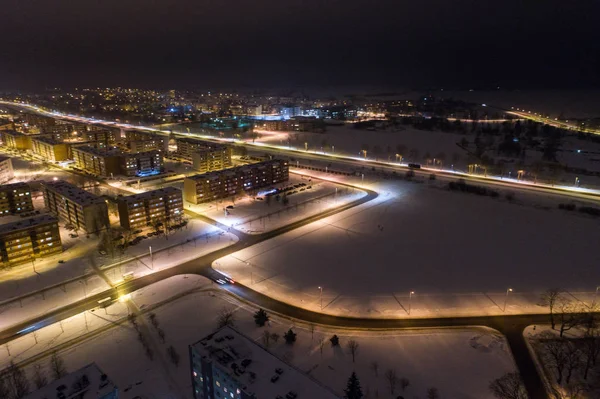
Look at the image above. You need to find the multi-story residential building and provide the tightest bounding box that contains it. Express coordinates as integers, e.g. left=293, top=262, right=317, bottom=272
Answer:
left=72, top=146, right=122, bottom=177
left=81, top=128, right=120, bottom=146
left=0, top=156, right=14, bottom=183
left=189, top=326, right=340, bottom=399
left=121, top=150, right=163, bottom=177
left=0, top=215, right=62, bottom=266
left=175, top=138, right=225, bottom=162
left=24, top=363, right=118, bottom=399
left=1, top=130, right=31, bottom=150
left=42, top=181, right=109, bottom=233
left=30, top=136, right=69, bottom=162
left=117, top=187, right=183, bottom=230
left=0, top=182, right=34, bottom=215
left=183, top=159, right=288, bottom=204
left=192, top=146, right=232, bottom=173
left=128, top=136, right=167, bottom=153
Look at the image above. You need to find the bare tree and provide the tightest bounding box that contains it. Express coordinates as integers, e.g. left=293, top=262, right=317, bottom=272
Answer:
left=539, top=332, right=567, bottom=384
left=550, top=382, right=588, bottom=399
left=32, top=365, right=48, bottom=389
left=167, top=346, right=180, bottom=367
left=346, top=340, right=359, bottom=363
left=0, top=376, right=10, bottom=399
left=7, top=361, right=29, bottom=399
left=262, top=330, right=272, bottom=348
left=540, top=289, right=562, bottom=330
left=369, top=361, right=379, bottom=377
left=384, top=369, right=397, bottom=394
left=217, top=307, right=236, bottom=328
left=581, top=331, right=600, bottom=379
left=489, top=372, right=527, bottom=399
left=271, top=332, right=280, bottom=343
left=563, top=340, right=581, bottom=385
left=309, top=324, right=315, bottom=342
left=427, top=387, right=440, bottom=399
left=318, top=337, right=325, bottom=357
left=50, top=352, right=67, bottom=380
left=400, top=377, right=410, bottom=392
left=557, top=297, right=583, bottom=337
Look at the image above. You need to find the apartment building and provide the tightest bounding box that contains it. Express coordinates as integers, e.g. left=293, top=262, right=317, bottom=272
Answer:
left=42, top=181, right=109, bottom=233
left=72, top=146, right=122, bottom=176
left=190, top=326, right=340, bottom=399
left=0, top=215, right=62, bottom=266
left=117, top=187, right=183, bottom=230
left=0, top=156, right=14, bottom=184
left=0, top=182, right=34, bottom=215
left=31, top=136, right=69, bottom=162
left=175, top=138, right=226, bottom=162
left=128, top=136, right=167, bottom=153
left=191, top=146, right=232, bottom=173
left=121, top=150, right=163, bottom=177
left=1, top=130, right=31, bottom=150
left=183, top=159, right=288, bottom=204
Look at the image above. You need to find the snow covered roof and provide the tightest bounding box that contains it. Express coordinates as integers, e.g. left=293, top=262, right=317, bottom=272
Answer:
left=24, top=362, right=118, bottom=399
left=191, top=326, right=340, bottom=399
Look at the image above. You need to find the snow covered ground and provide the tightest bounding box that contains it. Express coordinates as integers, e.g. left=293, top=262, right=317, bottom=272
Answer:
left=215, top=177, right=600, bottom=318
left=4, top=275, right=517, bottom=399
left=186, top=174, right=367, bottom=234
left=0, top=219, right=237, bottom=332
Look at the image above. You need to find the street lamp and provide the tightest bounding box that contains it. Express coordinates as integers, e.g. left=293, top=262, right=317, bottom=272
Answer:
left=594, top=286, right=600, bottom=305
left=79, top=280, right=89, bottom=330
left=504, top=288, right=513, bottom=312
left=149, top=245, right=153, bottom=269
left=318, top=286, right=323, bottom=311
left=409, top=291, right=415, bottom=315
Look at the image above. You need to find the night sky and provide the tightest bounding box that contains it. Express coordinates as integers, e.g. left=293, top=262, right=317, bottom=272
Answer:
left=1, top=0, right=599, bottom=91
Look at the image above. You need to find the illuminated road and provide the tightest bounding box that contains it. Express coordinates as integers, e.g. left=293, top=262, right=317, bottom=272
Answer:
left=2, top=100, right=594, bottom=398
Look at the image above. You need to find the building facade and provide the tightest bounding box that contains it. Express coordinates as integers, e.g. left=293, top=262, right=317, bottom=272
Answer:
left=192, top=146, right=232, bottom=173
left=31, top=136, right=69, bottom=162
left=175, top=138, right=227, bottom=162
left=0, top=156, right=14, bottom=184
left=0, top=215, right=62, bottom=267
left=42, top=181, right=109, bottom=233
left=117, top=187, right=183, bottom=230
left=183, top=159, right=289, bottom=204
left=1, top=130, right=31, bottom=150
left=72, top=146, right=122, bottom=176
left=121, top=150, right=163, bottom=177
left=0, top=182, right=34, bottom=215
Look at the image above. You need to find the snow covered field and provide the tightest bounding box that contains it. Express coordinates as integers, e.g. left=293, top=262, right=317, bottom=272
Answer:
left=4, top=275, right=517, bottom=399
left=215, top=177, right=600, bottom=318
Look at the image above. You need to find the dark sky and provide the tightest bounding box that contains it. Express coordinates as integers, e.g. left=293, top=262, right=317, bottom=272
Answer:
left=1, top=0, right=599, bottom=91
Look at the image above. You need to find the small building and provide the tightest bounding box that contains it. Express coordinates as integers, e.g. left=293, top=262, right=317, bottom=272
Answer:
left=24, top=362, right=118, bottom=399
left=31, top=136, right=70, bottom=162
left=189, top=326, right=340, bottom=399
left=42, top=180, right=109, bottom=234
left=117, top=187, right=183, bottom=230
left=183, top=159, right=289, bottom=204
left=0, top=156, right=14, bottom=184
left=0, top=182, right=34, bottom=215
left=0, top=214, right=62, bottom=266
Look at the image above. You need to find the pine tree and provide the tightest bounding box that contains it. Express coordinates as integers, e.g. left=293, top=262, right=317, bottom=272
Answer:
left=253, top=309, right=269, bottom=327
left=344, top=372, right=363, bottom=399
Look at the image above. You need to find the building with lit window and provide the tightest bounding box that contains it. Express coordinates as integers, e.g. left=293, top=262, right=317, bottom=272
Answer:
left=126, top=134, right=168, bottom=153
left=175, top=138, right=229, bottom=163
left=189, top=326, right=340, bottom=399
left=42, top=180, right=109, bottom=234
left=1, top=130, right=31, bottom=150
left=72, top=146, right=122, bottom=177
left=121, top=150, right=163, bottom=177
left=192, top=146, right=232, bottom=173
left=117, top=187, right=183, bottom=230
left=0, top=156, right=14, bottom=184
left=183, top=159, right=288, bottom=204
left=0, top=215, right=62, bottom=267
left=31, top=136, right=70, bottom=162
left=0, top=182, right=34, bottom=215
left=25, top=362, right=118, bottom=399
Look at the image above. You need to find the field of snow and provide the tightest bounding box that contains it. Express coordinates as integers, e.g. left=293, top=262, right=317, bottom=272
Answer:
left=5, top=275, right=517, bottom=399
left=216, top=177, right=600, bottom=318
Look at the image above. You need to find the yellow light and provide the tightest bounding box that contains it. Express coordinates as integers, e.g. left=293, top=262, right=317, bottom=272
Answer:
left=119, top=293, right=131, bottom=302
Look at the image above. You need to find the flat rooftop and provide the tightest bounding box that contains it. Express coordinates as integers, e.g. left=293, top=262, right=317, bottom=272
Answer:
left=192, top=326, right=340, bottom=399
left=187, top=159, right=286, bottom=181
left=72, top=145, right=122, bottom=157
left=118, top=186, right=181, bottom=204
left=0, top=214, right=57, bottom=235
left=31, top=135, right=64, bottom=145
left=0, top=181, right=30, bottom=192
left=25, top=363, right=117, bottom=399
left=42, top=180, right=106, bottom=206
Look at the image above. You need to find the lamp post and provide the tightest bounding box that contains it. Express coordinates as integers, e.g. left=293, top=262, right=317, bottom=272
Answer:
left=149, top=245, right=153, bottom=269
left=409, top=291, right=415, bottom=315
left=504, top=288, right=513, bottom=312
left=79, top=280, right=89, bottom=330
left=594, top=286, right=600, bottom=306
left=318, top=286, right=323, bottom=311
